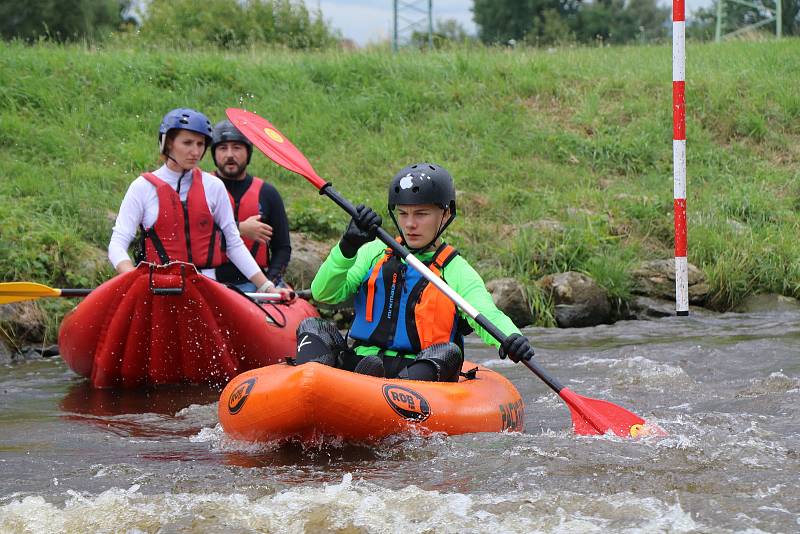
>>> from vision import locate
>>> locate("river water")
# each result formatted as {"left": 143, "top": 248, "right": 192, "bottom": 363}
{"left": 1, "top": 308, "right": 798, "bottom": 533}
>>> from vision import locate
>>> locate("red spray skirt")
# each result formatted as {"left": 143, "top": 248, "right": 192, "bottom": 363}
{"left": 58, "top": 262, "right": 319, "bottom": 388}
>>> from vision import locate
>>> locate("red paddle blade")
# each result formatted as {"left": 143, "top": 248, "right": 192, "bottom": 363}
{"left": 225, "top": 108, "right": 327, "bottom": 190}
{"left": 559, "top": 388, "right": 667, "bottom": 438}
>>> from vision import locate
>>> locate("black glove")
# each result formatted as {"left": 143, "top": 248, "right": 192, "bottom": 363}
{"left": 339, "top": 204, "right": 382, "bottom": 258}
{"left": 499, "top": 334, "right": 535, "bottom": 363}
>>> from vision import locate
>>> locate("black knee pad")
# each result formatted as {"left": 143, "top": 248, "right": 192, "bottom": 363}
{"left": 398, "top": 360, "right": 437, "bottom": 381}
{"left": 294, "top": 318, "right": 346, "bottom": 366}
{"left": 353, "top": 355, "right": 385, "bottom": 377}
{"left": 399, "top": 343, "right": 464, "bottom": 382}
{"left": 296, "top": 318, "right": 347, "bottom": 350}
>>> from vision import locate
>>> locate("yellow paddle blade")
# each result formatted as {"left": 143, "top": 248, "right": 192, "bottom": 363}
{"left": 0, "top": 282, "right": 61, "bottom": 304}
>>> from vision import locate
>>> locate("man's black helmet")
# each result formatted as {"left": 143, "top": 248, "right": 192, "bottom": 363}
{"left": 388, "top": 162, "right": 456, "bottom": 216}
{"left": 211, "top": 119, "right": 253, "bottom": 167}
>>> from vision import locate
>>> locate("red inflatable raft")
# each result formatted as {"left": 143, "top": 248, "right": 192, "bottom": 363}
{"left": 58, "top": 262, "right": 319, "bottom": 388}
{"left": 218, "top": 361, "right": 525, "bottom": 444}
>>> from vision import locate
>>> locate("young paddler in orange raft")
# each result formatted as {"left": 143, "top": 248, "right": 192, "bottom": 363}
{"left": 295, "top": 162, "right": 535, "bottom": 381}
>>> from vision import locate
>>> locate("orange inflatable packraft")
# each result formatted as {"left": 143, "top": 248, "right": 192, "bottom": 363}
{"left": 219, "top": 361, "right": 525, "bottom": 444}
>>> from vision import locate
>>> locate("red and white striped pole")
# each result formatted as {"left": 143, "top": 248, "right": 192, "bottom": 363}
{"left": 673, "top": 0, "right": 688, "bottom": 316}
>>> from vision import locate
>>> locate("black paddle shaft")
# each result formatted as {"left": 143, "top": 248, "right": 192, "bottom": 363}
{"left": 60, "top": 289, "right": 92, "bottom": 297}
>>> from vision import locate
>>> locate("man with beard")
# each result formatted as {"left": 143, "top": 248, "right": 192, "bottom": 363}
{"left": 210, "top": 119, "right": 292, "bottom": 292}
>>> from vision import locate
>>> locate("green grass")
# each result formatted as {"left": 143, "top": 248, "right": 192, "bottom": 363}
{"left": 1, "top": 39, "right": 798, "bottom": 340}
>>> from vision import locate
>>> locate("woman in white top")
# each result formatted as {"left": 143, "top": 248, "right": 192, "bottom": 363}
{"left": 108, "top": 107, "right": 292, "bottom": 299}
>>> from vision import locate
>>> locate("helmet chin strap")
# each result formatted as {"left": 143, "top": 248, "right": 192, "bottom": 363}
{"left": 162, "top": 150, "right": 192, "bottom": 195}
{"left": 166, "top": 153, "right": 193, "bottom": 173}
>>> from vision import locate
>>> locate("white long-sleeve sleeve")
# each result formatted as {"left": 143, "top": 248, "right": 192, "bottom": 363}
{"left": 108, "top": 165, "right": 261, "bottom": 280}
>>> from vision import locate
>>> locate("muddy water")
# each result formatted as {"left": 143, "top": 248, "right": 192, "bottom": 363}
{"left": 1, "top": 309, "right": 798, "bottom": 533}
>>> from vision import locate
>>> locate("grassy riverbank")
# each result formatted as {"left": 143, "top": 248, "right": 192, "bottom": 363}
{"left": 1, "top": 39, "right": 798, "bottom": 339}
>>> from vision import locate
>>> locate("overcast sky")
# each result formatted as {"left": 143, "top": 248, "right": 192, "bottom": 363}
{"left": 318, "top": 0, "right": 714, "bottom": 46}
{"left": 318, "top": 0, "right": 476, "bottom": 45}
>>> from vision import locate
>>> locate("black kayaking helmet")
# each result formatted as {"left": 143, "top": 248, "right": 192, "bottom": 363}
{"left": 210, "top": 119, "right": 253, "bottom": 167}
{"left": 387, "top": 162, "right": 456, "bottom": 251}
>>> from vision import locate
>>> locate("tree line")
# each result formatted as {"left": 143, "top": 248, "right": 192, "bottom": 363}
{"left": 471, "top": 0, "right": 798, "bottom": 46}
{"left": 1, "top": 0, "right": 797, "bottom": 48}
{"left": 0, "top": 0, "right": 339, "bottom": 49}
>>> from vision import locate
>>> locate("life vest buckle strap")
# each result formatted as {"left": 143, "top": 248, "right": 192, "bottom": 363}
{"left": 144, "top": 226, "right": 172, "bottom": 265}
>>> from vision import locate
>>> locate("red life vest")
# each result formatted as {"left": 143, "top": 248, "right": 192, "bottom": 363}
{"left": 222, "top": 177, "right": 269, "bottom": 268}
{"left": 139, "top": 169, "right": 224, "bottom": 269}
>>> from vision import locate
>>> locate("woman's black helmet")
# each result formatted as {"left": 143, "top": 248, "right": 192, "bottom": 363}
{"left": 388, "top": 162, "right": 456, "bottom": 215}
{"left": 387, "top": 162, "right": 456, "bottom": 251}
{"left": 211, "top": 119, "right": 253, "bottom": 167}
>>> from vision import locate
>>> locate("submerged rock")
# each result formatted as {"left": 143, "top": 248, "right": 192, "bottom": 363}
{"left": 537, "top": 271, "right": 611, "bottom": 327}
{"left": 631, "top": 259, "right": 709, "bottom": 304}
{"left": 734, "top": 293, "right": 800, "bottom": 313}
{"left": 628, "top": 296, "right": 680, "bottom": 319}
{"left": 486, "top": 278, "right": 532, "bottom": 327}
{"left": 0, "top": 301, "right": 47, "bottom": 346}
{"left": 0, "top": 340, "right": 12, "bottom": 364}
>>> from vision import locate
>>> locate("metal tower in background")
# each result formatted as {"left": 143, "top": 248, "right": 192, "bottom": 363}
{"left": 392, "top": 0, "right": 433, "bottom": 51}
{"left": 715, "top": 0, "right": 782, "bottom": 41}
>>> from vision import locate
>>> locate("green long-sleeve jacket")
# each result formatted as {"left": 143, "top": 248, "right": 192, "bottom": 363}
{"left": 310, "top": 239, "right": 521, "bottom": 358}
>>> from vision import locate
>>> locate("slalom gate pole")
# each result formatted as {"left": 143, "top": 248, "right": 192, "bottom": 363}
{"left": 673, "top": 0, "right": 689, "bottom": 316}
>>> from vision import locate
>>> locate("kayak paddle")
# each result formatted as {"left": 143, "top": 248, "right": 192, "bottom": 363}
{"left": 0, "top": 281, "right": 309, "bottom": 305}
{"left": 0, "top": 282, "right": 90, "bottom": 304}
{"left": 226, "top": 107, "right": 666, "bottom": 439}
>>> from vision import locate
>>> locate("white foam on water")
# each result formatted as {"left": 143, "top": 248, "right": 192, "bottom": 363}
{"left": 667, "top": 402, "right": 691, "bottom": 410}
{"left": 652, "top": 432, "right": 694, "bottom": 451}
{"left": 753, "top": 484, "right": 786, "bottom": 499}
{"left": 740, "top": 456, "right": 766, "bottom": 467}
{"left": 92, "top": 465, "right": 111, "bottom": 478}
{"left": 175, "top": 401, "right": 218, "bottom": 420}
{"left": 0, "top": 495, "right": 66, "bottom": 533}
{"left": 573, "top": 354, "right": 689, "bottom": 384}
{"left": 599, "top": 495, "right": 699, "bottom": 533}
{"left": 527, "top": 392, "right": 565, "bottom": 411}
{"left": 190, "top": 426, "right": 220, "bottom": 444}
{"left": 0, "top": 475, "right": 708, "bottom": 533}
{"left": 191, "top": 422, "right": 271, "bottom": 452}
{"left": 189, "top": 423, "right": 223, "bottom": 444}
{"left": 758, "top": 504, "right": 792, "bottom": 515}
{"left": 735, "top": 371, "right": 800, "bottom": 398}
{"left": 478, "top": 359, "right": 515, "bottom": 369}
{"left": 190, "top": 422, "right": 295, "bottom": 455}
{"left": 736, "top": 421, "right": 790, "bottom": 455}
